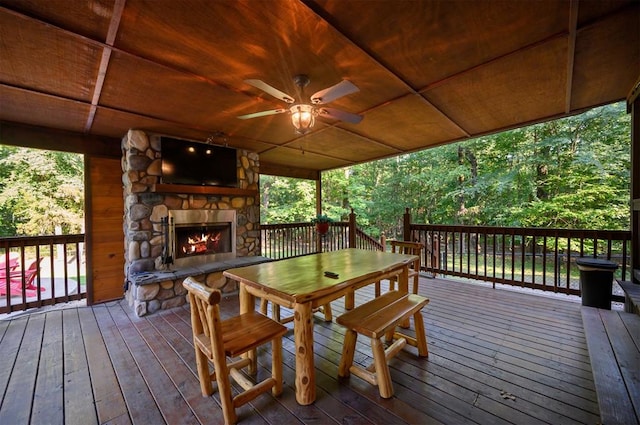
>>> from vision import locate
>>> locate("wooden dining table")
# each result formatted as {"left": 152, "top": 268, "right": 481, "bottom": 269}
{"left": 223, "top": 248, "right": 418, "bottom": 405}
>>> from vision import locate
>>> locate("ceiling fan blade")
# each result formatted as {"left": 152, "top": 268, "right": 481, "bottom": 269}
{"left": 237, "top": 108, "right": 288, "bottom": 120}
{"left": 318, "top": 107, "right": 363, "bottom": 124}
{"left": 244, "top": 79, "right": 295, "bottom": 104}
{"left": 310, "top": 80, "right": 359, "bottom": 104}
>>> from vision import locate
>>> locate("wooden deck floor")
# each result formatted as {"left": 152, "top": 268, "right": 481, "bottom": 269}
{"left": 0, "top": 277, "right": 601, "bottom": 424}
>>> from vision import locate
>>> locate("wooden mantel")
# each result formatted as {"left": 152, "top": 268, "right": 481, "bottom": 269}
{"left": 151, "top": 184, "right": 257, "bottom": 196}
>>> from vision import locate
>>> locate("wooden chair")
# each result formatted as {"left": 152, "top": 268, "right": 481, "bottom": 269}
{"left": 375, "top": 241, "right": 423, "bottom": 296}
{"left": 337, "top": 291, "right": 429, "bottom": 398}
{"left": 0, "top": 257, "right": 42, "bottom": 297}
{"left": 182, "top": 277, "right": 287, "bottom": 425}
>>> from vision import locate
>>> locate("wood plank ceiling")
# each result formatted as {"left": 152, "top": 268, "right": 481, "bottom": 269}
{"left": 0, "top": 0, "right": 638, "bottom": 179}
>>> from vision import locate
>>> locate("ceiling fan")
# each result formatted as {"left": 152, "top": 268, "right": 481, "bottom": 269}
{"left": 237, "top": 74, "right": 363, "bottom": 134}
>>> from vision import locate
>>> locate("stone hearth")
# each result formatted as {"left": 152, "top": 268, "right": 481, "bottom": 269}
{"left": 121, "top": 129, "right": 261, "bottom": 316}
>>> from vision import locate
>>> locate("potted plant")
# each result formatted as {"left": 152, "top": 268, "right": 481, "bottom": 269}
{"left": 311, "top": 214, "right": 334, "bottom": 235}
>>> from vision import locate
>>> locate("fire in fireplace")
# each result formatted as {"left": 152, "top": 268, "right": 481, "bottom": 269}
{"left": 168, "top": 209, "right": 237, "bottom": 267}
{"left": 175, "top": 223, "right": 231, "bottom": 258}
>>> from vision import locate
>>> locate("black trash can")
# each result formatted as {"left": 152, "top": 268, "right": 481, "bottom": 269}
{"left": 575, "top": 257, "right": 618, "bottom": 309}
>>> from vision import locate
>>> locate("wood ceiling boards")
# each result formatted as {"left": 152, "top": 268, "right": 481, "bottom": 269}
{"left": 0, "top": 0, "right": 638, "bottom": 178}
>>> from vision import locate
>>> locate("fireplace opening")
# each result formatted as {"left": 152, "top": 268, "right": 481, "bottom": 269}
{"left": 168, "top": 209, "right": 237, "bottom": 268}
{"left": 175, "top": 223, "right": 232, "bottom": 259}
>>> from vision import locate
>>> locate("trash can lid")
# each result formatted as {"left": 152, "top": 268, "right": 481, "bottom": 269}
{"left": 575, "top": 257, "right": 618, "bottom": 270}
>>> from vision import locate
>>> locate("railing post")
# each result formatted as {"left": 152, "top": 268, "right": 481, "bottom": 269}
{"left": 403, "top": 208, "right": 412, "bottom": 241}
{"left": 380, "top": 234, "right": 386, "bottom": 252}
{"left": 348, "top": 208, "right": 357, "bottom": 248}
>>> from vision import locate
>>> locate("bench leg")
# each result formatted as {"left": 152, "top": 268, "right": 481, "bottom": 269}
{"left": 413, "top": 311, "right": 429, "bottom": 357}
{"left": 338, "top": 329, "right": 358, "bottom": 377}
{"left": 372, "top": 338, "right": 394, "bottom": 398}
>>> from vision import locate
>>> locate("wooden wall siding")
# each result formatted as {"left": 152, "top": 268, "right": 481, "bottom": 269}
{"left": 86, "top": 155, "right": 124, "bottom": 304}
{"left": 0, "top": 277, "right": 601, "bottom": 424}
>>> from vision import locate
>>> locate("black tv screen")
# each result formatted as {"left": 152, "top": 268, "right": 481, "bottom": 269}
{"left": 160, "top": 137, "right": 238, "bottom": 187}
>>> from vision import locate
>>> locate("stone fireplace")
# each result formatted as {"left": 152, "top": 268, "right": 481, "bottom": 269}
{"left": 121, "top": 129, "right": 268, "bottom": 316}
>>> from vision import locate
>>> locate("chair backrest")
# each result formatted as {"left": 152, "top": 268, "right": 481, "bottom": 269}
{"left": 183, "top": 276, "right": 222, "bottom": 349}
{"left": 23, "top": 257, "right": 43, "bottom": 286}
{"left": 390, "top": 240, "right": 423, "bottom": 258}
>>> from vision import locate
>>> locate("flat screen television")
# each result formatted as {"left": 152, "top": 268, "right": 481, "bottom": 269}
{"left": 160, "top": 137, "right": 238, "bottom": 187}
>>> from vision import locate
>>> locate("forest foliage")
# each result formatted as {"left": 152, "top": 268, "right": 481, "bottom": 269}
{"left": 0, "top": 147, "right": 84, "bottom": 236}
{"left": 261, "top": 102, "right": 630, "bottom": 239}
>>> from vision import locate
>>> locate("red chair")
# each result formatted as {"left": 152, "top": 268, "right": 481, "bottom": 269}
{"left": 0, "top": 258, "right": 43, "bottom": 297}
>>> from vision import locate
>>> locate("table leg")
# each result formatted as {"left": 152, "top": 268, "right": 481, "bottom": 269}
{"left": 293, "top": 302, "right": 315, "bottom": 405}
{"left": 239, "top": 283, "right": 257, "bottom": 374}
{"left": 345, "top": 290, "right": 354, "bottom": 310}
{"left": 398, "top": 265, "right": 411, "bottom": 328}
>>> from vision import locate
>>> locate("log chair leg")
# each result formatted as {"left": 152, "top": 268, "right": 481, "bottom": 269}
{"left": 271, "top": 336, "right": 283, "bottom": 396}
{"left": 195, "top": 346, "right": 214, "bottom": 396}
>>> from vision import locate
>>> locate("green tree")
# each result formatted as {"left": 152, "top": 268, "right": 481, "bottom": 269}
{"left": 0, "top": 146, "right": 84, "bottom": 236}
{"left": 260, "top": 175, "right": 316, "bottom": 223}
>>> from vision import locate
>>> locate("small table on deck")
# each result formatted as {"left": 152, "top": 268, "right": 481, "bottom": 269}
{"left": 223, "top": 248, "right": 418, "bottom": 405}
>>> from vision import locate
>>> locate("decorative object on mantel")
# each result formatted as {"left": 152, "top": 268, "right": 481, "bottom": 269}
{"left": 311, "top": 214, "right": 334, "bottom": 235}
{"left": 237, "top": 74, "right": 363, "bottom": 134}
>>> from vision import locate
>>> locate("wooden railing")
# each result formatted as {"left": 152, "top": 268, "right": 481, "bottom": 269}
{"left": 260, "top": 211, "right": 383, "bottom": 260}
{"left": 262, "top": 209, "right": 632, "bottom": 303}
{"left": 407, "top": 223, "right": 632, "bottom": 302}
{"left": 1, "top": 234, "right": 86, "bottom": 314}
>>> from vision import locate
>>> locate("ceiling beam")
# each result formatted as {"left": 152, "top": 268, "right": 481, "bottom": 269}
{"left": 0, "top": 120, "right": 121, "bottom": 157}
{"left": 564, "top": 0, "right": 579, "bottom": 114}
{"left": 84, "top": 0, "right": 126, "bottom": 133}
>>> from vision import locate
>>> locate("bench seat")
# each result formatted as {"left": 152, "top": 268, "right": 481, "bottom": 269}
{"left": 336, "top": 291, "right": 429, "bottom": 398}
{"left": 581, "top": 306, "right": 640, "bottom": 425}
{"left": 617, "top": 280, "right": 640, "bottom": 315}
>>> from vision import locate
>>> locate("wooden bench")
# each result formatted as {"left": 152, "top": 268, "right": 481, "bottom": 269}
{"left": 581, "top": 306, "right": 640, "bottom": 425}
{"left": 336, "top": 291, "right": 429, "bottom": 398}
{"left": 617, "top": 279, "right": 640, "bottom": 315}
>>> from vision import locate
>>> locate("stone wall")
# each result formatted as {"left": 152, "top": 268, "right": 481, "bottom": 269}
{"left": 121, "top": 129, "right": 261, "bottom": 316}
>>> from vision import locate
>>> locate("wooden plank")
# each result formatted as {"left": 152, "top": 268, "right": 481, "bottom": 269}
{"left": 0, "top": 314, "right": 44, "bottom": 424}
{"left": 0, "top": 317, "right": 28, "bottom": 405}
{"left": 106, "top": 302, "right": 200, "bottom": 425}
{"left": 152, "top": 183, "right": 257, "bottom": 196}
{"left": 31, "top": 310, "right": 64, "bottom": 424}
{"left": 62, "top": 308, "right": 98, "bottom": 425}
{"left": 78, "top": 307, "right": 130, "bottom": 424}
{"left": 2, "top": 276, "right": 630, "bottom": 425}
{"left": 93, "top": 303, "right": 165, "bottom": 425}
{"left": 129, "top": 309, "right": 227, "bottom": 425}
{"left": 581, "top": 306, "right": 636, "bottom": 425}
{"left": 601, "top": 310, "right": 640, "bottom": 422}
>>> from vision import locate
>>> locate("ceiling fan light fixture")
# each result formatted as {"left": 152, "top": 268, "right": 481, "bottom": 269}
{"left": 290, "top": 104, "right": 315, "bottom": 134}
